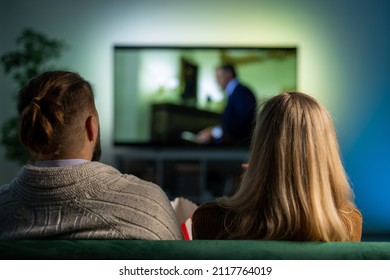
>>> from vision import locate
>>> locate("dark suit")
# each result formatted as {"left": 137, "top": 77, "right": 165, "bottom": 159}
{"left": 220, "top": 83, "right": 257, "bottom": 145}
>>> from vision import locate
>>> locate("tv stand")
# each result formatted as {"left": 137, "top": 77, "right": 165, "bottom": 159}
{"left": 114, "top": 147, "right": 249, "bottom": 204}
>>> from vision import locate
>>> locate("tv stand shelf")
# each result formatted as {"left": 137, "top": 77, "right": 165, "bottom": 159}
{"left": 114, "top": 147, "right": 249, "bottom": 204}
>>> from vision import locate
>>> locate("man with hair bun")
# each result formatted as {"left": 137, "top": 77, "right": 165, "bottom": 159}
{"left": 0, "top": 71, "right": 182, "bottom": 240}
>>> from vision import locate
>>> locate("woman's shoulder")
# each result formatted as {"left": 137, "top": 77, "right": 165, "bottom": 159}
{"left": 196, "top": 200, "right": 222, "bottom": 210}
{"left": 342, "top": 207, "right": 362, "bottom": 221}
{"left": 192, "top": 200, "right": 231, "bottom": 240}
{"left": 341, "top": 206, "right": 363, "bottom": 242}
{"left": 193, "top": 201, "right": 227, "bottom": 221}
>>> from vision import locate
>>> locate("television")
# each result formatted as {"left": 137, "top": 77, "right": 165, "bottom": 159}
{"left": 114, "top": 45, "right": 298, "bottom": 147}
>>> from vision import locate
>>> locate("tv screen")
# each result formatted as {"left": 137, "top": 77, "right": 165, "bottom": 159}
{"left": 114, "top": 46, "right": 298, "bottom": 147}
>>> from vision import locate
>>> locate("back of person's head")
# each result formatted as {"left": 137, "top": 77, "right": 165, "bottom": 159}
{"left": 219, "top": 92, "right": 355, "bottom": 241}
{"left": 215, "top": 64, "right": 237, "bottom": 90}
{"left": 18, "top": 70, "right": 97, "bottom": 159}
{"left": 219, "top": 63, "right": 237, "bottom": 78}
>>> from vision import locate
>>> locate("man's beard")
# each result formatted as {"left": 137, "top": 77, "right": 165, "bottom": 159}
{"left": 91, "top": 131, "right": 102, "bottom": 162}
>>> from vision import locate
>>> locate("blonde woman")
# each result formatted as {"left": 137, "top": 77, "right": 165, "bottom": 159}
{"left": 192, "top": 92, "right": 362, "bottom": 241}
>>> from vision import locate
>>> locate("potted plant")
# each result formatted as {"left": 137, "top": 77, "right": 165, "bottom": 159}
{"left": 1, "top": 28, "right": 66, "bottom": 164}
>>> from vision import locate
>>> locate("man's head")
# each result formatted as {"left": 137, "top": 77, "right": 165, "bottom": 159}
{"left": 215, "top": 64, "right": 237, "bottom": 90}
{"left": 18, "top": 71, "right": 101, "bottom": 161}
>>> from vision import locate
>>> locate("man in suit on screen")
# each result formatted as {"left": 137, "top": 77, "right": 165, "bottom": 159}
{"left": 197, "top": 64, "right": 257, "bottom": 146}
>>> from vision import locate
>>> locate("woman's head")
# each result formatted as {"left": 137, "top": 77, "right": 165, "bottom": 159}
{"left": 220, "top": 92, "right": 354, "bottom": 241}
{"left": 18, "top": 71, "right": 99, "bottom": 159}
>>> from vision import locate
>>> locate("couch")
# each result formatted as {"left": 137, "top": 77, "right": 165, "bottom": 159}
{"left": 1, "top": 240, "right": 390, "bottom": 260}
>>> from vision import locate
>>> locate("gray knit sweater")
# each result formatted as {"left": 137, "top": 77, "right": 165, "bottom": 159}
{"left": 0, "top": 162, "right": 182, "bottom": 240}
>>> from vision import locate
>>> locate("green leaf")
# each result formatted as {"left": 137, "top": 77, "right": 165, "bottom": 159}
{"left": 0, "top": 28, "right": 67, "bottom": 164}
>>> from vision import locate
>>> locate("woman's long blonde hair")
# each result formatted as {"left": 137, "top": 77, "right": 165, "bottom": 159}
{"left": 218, "top": 92, "right": 355, "bottom": 241}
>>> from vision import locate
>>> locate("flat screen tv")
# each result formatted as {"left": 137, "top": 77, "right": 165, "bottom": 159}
{"left": 114, "top": 45, "right": 298, "bottom": 147}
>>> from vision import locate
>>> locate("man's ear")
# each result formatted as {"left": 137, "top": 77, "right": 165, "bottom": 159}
{"left": 85, "top": 115, "right": 98, "bottom": 142}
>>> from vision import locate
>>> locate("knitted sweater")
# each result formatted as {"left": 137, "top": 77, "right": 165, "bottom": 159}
{"left": 192, "top": 201, "right": 362, "bottom": 241}
{"left": 0, "top": 162, "right": 182, "bottom": 240}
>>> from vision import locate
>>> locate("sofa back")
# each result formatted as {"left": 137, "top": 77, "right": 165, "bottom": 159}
{"left": 1, "top": 240, "right": 390, "bottom": 259}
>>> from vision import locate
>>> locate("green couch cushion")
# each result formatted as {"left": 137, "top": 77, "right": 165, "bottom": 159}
{"left": 1, "top": 240, "right": 390, "bottom": 260}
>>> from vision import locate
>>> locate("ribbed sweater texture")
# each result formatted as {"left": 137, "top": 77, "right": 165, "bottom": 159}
{"left": 0, "top": 162, "right": 182, "bottom": 240}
